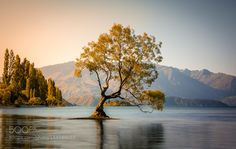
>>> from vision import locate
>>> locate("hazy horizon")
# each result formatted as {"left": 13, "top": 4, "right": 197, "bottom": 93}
{"left": 1, "top": 0, "right": 236, "bottom": 76}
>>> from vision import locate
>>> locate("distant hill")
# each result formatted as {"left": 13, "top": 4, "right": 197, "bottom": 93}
{"left": 62, "top": 99, "right": 75, "bottom": 106}
{"left": 165, "top": 97, "right": 228, "bottom": 107}
{"left": 221, "top": 96, "right": 236, "bottom": 106}
{"left": 152, "top": 66, "right": 236, "bottom": 99}
{"left": 40, "top": 61, "right": 236, "bottom": 106}
{"left": 41, "top": 62, "right": 99, "bottom": 106}
{"left": 183, "top": 69, "right": 236, "bottom": 94}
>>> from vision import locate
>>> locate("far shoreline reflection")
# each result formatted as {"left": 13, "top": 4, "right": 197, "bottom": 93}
{"left": 0, "top": 113, "right": 165, "bottom": 148}
{"left": 0, "top": 114, "right": 62, "bottom": 148}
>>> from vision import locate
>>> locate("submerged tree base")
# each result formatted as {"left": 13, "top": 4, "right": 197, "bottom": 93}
{"left": 68, "top": 117, "right": 117, "bottom": 120}
{"left": 69, "top": 110, "right": 114, "bottom": 120}
{"left": 90, "top": 110, "right": 110, "bottom": 119}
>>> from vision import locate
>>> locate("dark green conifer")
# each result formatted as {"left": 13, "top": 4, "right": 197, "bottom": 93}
{"left": 2, "top": 49, "right": 9, "bottom": 85}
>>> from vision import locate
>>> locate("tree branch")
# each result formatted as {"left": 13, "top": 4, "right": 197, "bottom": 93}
{"left": 136, "top": 104, "right": 154, "bottom": 113}
{"left": 125, "top": 88, "right": 139, "bottom": 100}
{"left": 122, "top": 95, "right": 154, "bottom": 113}
{"left": 94, "top": 70, "right": 102, "bottom": 92}
{"left": 105, "top": 68, "right": 112, "bottom": 88}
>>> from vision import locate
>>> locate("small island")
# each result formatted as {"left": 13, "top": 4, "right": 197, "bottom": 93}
{"left": 0, "top": 49, "right": 63, "bottom": 107}
{"left": 104, "top": 100, "right": 132, "bottom": 106}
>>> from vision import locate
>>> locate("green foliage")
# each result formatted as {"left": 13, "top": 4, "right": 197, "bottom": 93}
{"left": 0, "top": 84, "right": 11, "bottom": 105}
{"left": 11, "top": 55, "right": 25, "bottom": 91}
{"left": 14, "top": 95, "right": 27, "bottom": 105}
{"left": 8, "top": 50, "right": 15, "bottom": 84}
{"left": 28, "top": 97, "right": 44, "bottom": 105}
{"left": 55, "top": 87, "right": 62, "bottom": 100}
{"left": 75, "top": 24, "right": 164, "bottom": 112}
{"left": 36, "top": 69, "right": 48, "bottom": 100}
{"left": 32, "top": 89, "right": 36, "bottom": 98}
{"left": 1, "top": 49, "right": 62, "bottom": 107}
{"left": 46, "top": 79, "right": 62, "bottom": 106}
{"left": 47, "top": 78, "right": 55, "bottom": 97}
{"left": 0, "top": 84, "right": 21, "bottom": 105}
{"left": 29, "top": 63, "right": 36, "bottom": 89}
{"left": 25, "top": 78, "right": 30, "bottom": 98}
{"left": 2, "top": 49, "right": 9, "bottom": 85}
{"left": 46, "top": 96, "right": 62, "bottom": 106}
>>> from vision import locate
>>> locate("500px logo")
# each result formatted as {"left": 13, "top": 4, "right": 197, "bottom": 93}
{"left": 8, "top": 125, "right": 37, "bottom": 134}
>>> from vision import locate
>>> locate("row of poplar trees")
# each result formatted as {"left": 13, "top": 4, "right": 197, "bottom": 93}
{"left": 0, "top": 49, "right": 63, "bottom": 106}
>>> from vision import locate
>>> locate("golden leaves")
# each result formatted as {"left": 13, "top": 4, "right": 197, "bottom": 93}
{"left": 74, "top": 69, "right": 82, "bottom": 77}
{"left": 141, "top": 90, "right": 165, "bottom": 111}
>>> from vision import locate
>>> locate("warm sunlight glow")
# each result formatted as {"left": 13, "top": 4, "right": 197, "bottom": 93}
{"left": 0, "top": 0, "right": 236, "bottom": 76}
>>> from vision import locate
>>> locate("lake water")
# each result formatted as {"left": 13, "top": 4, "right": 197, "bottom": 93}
{"left": 0, "top": 106, "right": 236, "bottom": 149}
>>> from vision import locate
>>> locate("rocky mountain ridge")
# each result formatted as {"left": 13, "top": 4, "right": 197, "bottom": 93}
{"left": 40, "top": 61, "right": 236, "bottom": 106}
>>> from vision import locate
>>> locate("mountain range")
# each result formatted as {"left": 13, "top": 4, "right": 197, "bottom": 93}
{"left": 40, "top": 61, "right": 236, "bottom": 106}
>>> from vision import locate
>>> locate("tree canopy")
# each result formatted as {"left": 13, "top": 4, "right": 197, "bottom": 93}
{"left": 75, "top": 24, "right": 165, "bottom": 118}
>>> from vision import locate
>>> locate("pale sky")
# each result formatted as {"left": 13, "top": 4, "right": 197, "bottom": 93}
{"left": 0, "top": 0, "right": 236, "bottom": 75}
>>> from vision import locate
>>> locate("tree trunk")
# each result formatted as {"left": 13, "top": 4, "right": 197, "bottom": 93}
{"left": 90, "top": 96, "right": 109, "bottom": 118}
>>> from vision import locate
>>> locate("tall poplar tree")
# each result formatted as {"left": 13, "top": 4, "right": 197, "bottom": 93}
{"left": 36, "top": 69, "right": 47, "bottom": 100}
{"left": 56, "top": 87, "right": 62, "bottom": 100}
{"left": 24, "top": 59, "right": 30, "bottom": 79}
{"left": 2, "top": 49, "right": 9, "bottom": 85}
{"left": 11, "top": 55, "right": 23, "bottom": 89}
{"left": 26, "top": 78, "right": 30, "bottom": 99}
{"left": 29, "top": 63, "right": 36, "bottom": 90}
{"left": 8, "top": 50, "right": 15, "bottom": 84}
{"left": 47, "top": 78, "right": 55, "bottom": 98}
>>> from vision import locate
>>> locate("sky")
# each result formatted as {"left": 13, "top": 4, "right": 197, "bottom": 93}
{"left": 0, "top": 0, "right": 236, "bottom": 75}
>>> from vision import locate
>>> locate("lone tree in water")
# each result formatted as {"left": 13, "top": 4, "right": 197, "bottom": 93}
{"left": 75, "top": 24, "right": 164, "bottom": 118}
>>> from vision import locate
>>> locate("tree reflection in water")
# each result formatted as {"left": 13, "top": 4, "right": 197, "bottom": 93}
{"left": 95, "top": 120, "right": 104, "bottom": 149}
{"left": 118, "top": 123, "right": 164, "bottom": 148}
{"left": 94, "top": 120, "right": 164, "bottom": 149}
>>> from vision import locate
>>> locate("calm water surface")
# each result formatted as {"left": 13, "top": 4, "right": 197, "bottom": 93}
{"left": 0, "top": 107, "right": 236, "bottom": 149}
